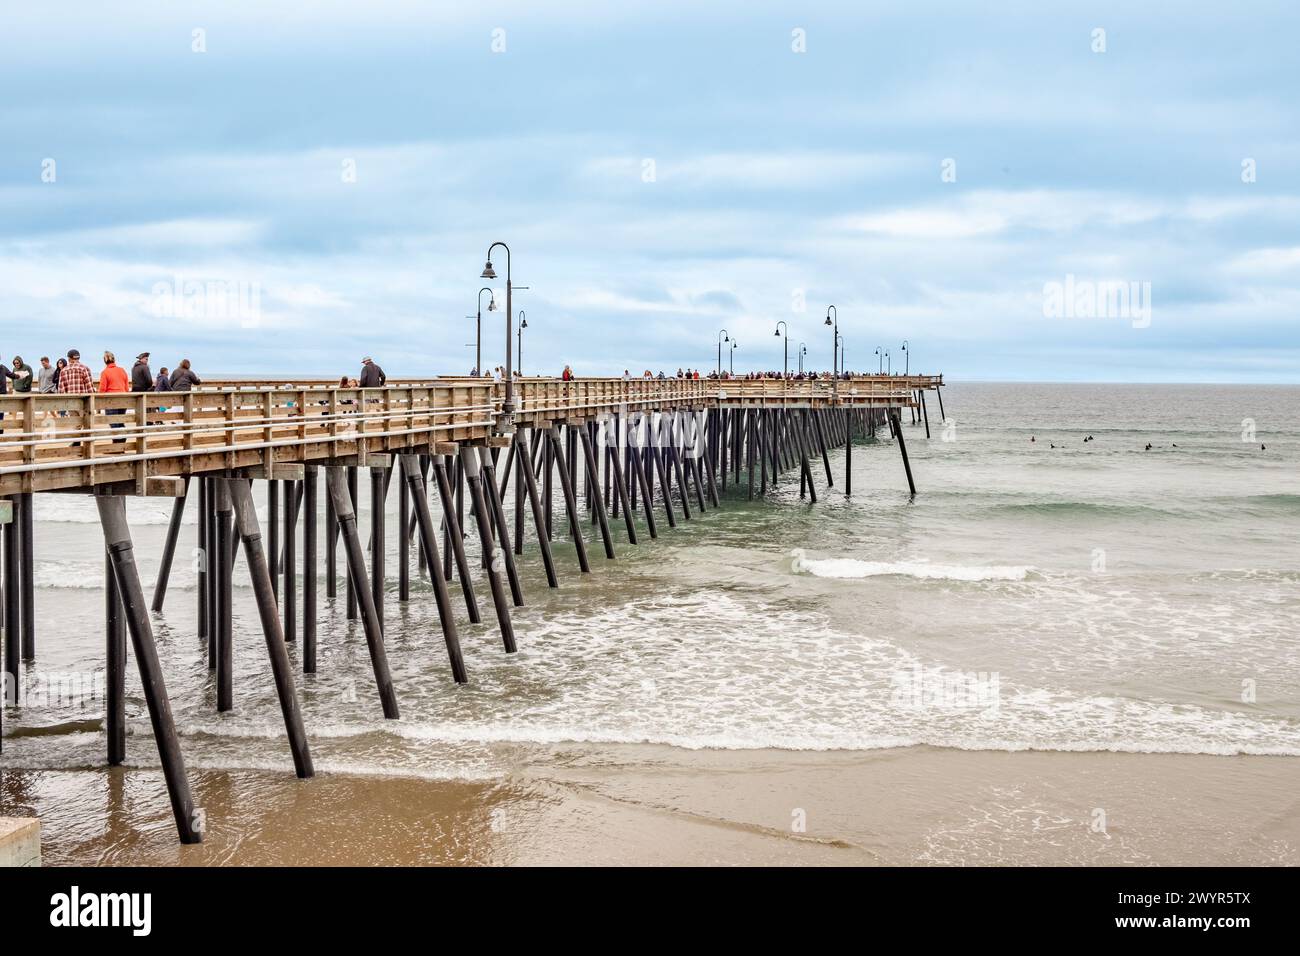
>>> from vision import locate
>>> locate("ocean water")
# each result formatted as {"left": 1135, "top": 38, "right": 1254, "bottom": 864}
{"left": 2, "top": 383, "right": 1298, "bottom": 858}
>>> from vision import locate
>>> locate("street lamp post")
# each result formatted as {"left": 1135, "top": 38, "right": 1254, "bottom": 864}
{"left": 885, "top": 349, "right": 891, "bottom": 376}
{"left": 716, "top": 329, "right": 730, "bottom": 378}
{"left": 824, "top": 305, "right": 838, "bottom": 397}
{"left": 837, "top": 333, "right": 845, "bottom": 378}
{"left": 480, "top": 243, "right": 516, "bottom": 431}
{"left": 798, "top": 342, "right": 807, "bottom": 375}
{"left": 774, "top": 320, "right": 789, "bottom": 379}
{"left": 730, "top": 340, "right": 738, "bottom": 377}
{"left": 476, "top": 286, "right": 495, "bottom": 376}
{"left": 901, "top": 339, "right": 909, "bottom": 376}
{"left": 518, "top": 311, "right": 527, "bottom": 376}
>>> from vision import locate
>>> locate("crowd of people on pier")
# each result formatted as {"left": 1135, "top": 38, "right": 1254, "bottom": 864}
{"left": 0, "top": 352, "right": 395, "bottom": 398}
{"left": 0, "top": 350, "right": 202, "bottom": 398}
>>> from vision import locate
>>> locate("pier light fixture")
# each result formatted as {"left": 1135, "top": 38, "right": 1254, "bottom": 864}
{"left": 479, "top": 242, "right": 515, "bottom": 430}
{"left": 731, "top": 339, "right": 738, "bottom": 376}
{"left": 716, "top": 329, "right": 730, "bottom": 378}
{"left": 825, "top": 305, "right": 838, "bottom": 397}
{"left": 901, "top": 339, "right": 909, "bottom": 376}
{"left": 837, "top": 333, "right": 845, "bottom": 378}
{"left": 774, "top": 320, "right": 789, "bottom": 379}
{"left": 874, "top": 346, "right": 883, "bottom": 375}
{"left": 798, "top": 341, "right": 807, "bottom": 375}
{"left": 475, "top": 286, "right": 495, "bottom": 377}
{"left": 885, "top": 349, "right": 891, "bottom": 376}
{"left": 517, "top": 311, "right": 527, "bottom": 375}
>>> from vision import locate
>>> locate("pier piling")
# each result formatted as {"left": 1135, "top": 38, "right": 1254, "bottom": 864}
{"left": 105, "top": 548, "right": 126, "bottom": 766}
{"left": 401, "top": 454, "right": 467, "bottom": 683}
{"left": 326, "top": 467, "right": 400, "bottom": 719}
{"left": 227, "top": 479, "right": 315, "bottom": 777}
{"left": 303, "top": 466, "right": 318, "bottom": 673}
{"left": 96, "top": 493, "right": 203, "bottom": 844}
{"left": 460, "top": 445, "right": 517, "bottom": 652}
{"left": 151, "top": 478, "right": 188, "bottom": 612}
{"left": 433, "top": 455, "right": 481, "bottom": 621}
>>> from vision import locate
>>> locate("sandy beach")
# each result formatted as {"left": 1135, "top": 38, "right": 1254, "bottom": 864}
{"left": 7, "top": 744, "right": 1296, "bottom": 866}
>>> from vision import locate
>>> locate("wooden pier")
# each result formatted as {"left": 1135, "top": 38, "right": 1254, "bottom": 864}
{"left": 0, "top": 372, "right": 944, "bottom": 843}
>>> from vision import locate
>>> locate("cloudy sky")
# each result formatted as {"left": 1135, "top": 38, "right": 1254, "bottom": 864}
{"left": 2, "top": 1, "right": 1297, "bottom": 381}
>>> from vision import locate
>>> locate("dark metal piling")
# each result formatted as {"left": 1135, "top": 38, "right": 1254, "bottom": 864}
{"left": 303, "top": 466, "right": 317, "bottom": 673}
{"left": 96, "top": 494, "right": 203, "bottom": 843}
{"left": 105, "top": 548, "right": 126, "bottom": 765}
{"left": 433, "top": 455, "right": 481, "bottom": 621}
{"left": 548, "top": 425, "right": 592, "bottom": 571}
{"left": 326, "top": 467, "right": 399, "bottom": 718}
{"left": 227, "top": 479, "right": 315, "bottom": 776}
{"left": 514, "top": 430, "right": 559, "bottom": 586}
{"left": 400, "top": 454, "right": 467, "bottom": 683}
{"left": 479, "top": 446, "right": 524, "bottom": 606}
{"left": 459, "top": 445, "right": 517, "bottom": 652}
{"left": 215, "top": 480, "right": 234, "bottom": 712}
{"left": 151, "top": 478, "right": 189, "bottom": 612}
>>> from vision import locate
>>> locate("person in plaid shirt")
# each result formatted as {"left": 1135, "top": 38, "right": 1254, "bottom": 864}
{"left": 57, "top": 348, "right": 93, "bottom": 393}
{"left": 57, "top": 348, "right": 94, "bottom": 447}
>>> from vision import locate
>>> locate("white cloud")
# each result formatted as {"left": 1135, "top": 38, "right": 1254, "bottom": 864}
{"left": 582, "top": 151, "right": 916, "bottom": 190}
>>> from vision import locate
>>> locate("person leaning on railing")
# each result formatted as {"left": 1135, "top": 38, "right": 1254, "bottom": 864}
{"left": 168, "top": 358, "right": 201, "bottom": 391}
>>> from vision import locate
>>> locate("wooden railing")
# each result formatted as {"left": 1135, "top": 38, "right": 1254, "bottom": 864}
{"left": 0, "top": 375, "right": 941, "bottom": 494}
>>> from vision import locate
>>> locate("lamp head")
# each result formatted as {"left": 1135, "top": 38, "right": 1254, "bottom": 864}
{"left": 488, "top": 297, "right": 497, "bottom": 312}
{"left": 773, "top": 328, "right": 780, "bottom": 337}
{"left": 481, "top": 260, "right": 497, "bottom": 279}
{"left": 520, "top": 317, "right": 528, "bottom": 329}
{"left": 824, "top": 315, "right": 832, "bottom": 327}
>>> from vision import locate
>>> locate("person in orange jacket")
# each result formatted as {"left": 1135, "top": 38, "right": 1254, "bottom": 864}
{"left": 98, "top": 350, "right": 131, "bottom": 442}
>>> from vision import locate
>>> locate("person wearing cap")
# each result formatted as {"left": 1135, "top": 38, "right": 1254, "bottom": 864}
{"left": 358, "top": 356, "right": 386, "bottom": 388}
{"left": 56, "top": 349, "right": 94, "bottom": 446}
{"left": 57, "top": 348, "right": 94, "bottom": 393}
{"left": 131, "top": 351, "right": 153, "bottom": 391}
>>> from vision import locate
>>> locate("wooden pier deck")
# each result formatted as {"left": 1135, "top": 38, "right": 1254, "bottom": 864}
{"left": 0, "top": 375, "right": 941, "bottom": 496}
{"left": 0, "top": 371, "right": 945, "bottom": 845}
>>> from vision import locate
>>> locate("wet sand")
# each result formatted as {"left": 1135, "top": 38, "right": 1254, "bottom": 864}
{"left": 6, "top": 745, "right": 1298, "bottom": 866}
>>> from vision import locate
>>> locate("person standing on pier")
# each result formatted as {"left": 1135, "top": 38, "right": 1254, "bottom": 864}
{"left": 0, "top": 357, "right": 20, "bottom": 422}
{"left": 57, "top": 349, "right": 92, "bottom": 393}
{"left": 10, "top": 357, "right": 33, "bottom": 392}
{"left": 154, "top": 366, "right": 171, "bottom": 392}
{"left": 38, "top": 356, "right": 56, "bottom": 393}
{"left": 98, "top": 351, "right": 130, "bottom": 442}
{"left": 359, "top": 356, "right": 386, "bottom": 387}
{"left": 168, "top": 359, "right": 200, "bottom": 391}
{"left": 57, "top": 349, "right": 93, "bottom": 444}
{"left": 130, "top": 352, "right": 153, "bottom": 391}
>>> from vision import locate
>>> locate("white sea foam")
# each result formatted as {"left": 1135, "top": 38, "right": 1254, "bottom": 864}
{"left": 167, "top": 713, "right": 1300, "bottom": 758}
{"left": 34, "top": 495, "right": 192, "bottom": 525}
{"left": 794, "top": 554, "right": 1031, "bottom": 581}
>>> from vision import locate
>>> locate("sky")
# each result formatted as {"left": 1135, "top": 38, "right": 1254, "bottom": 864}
{"left": 2, "top": 1, "right": 1297, "bottom": 382}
